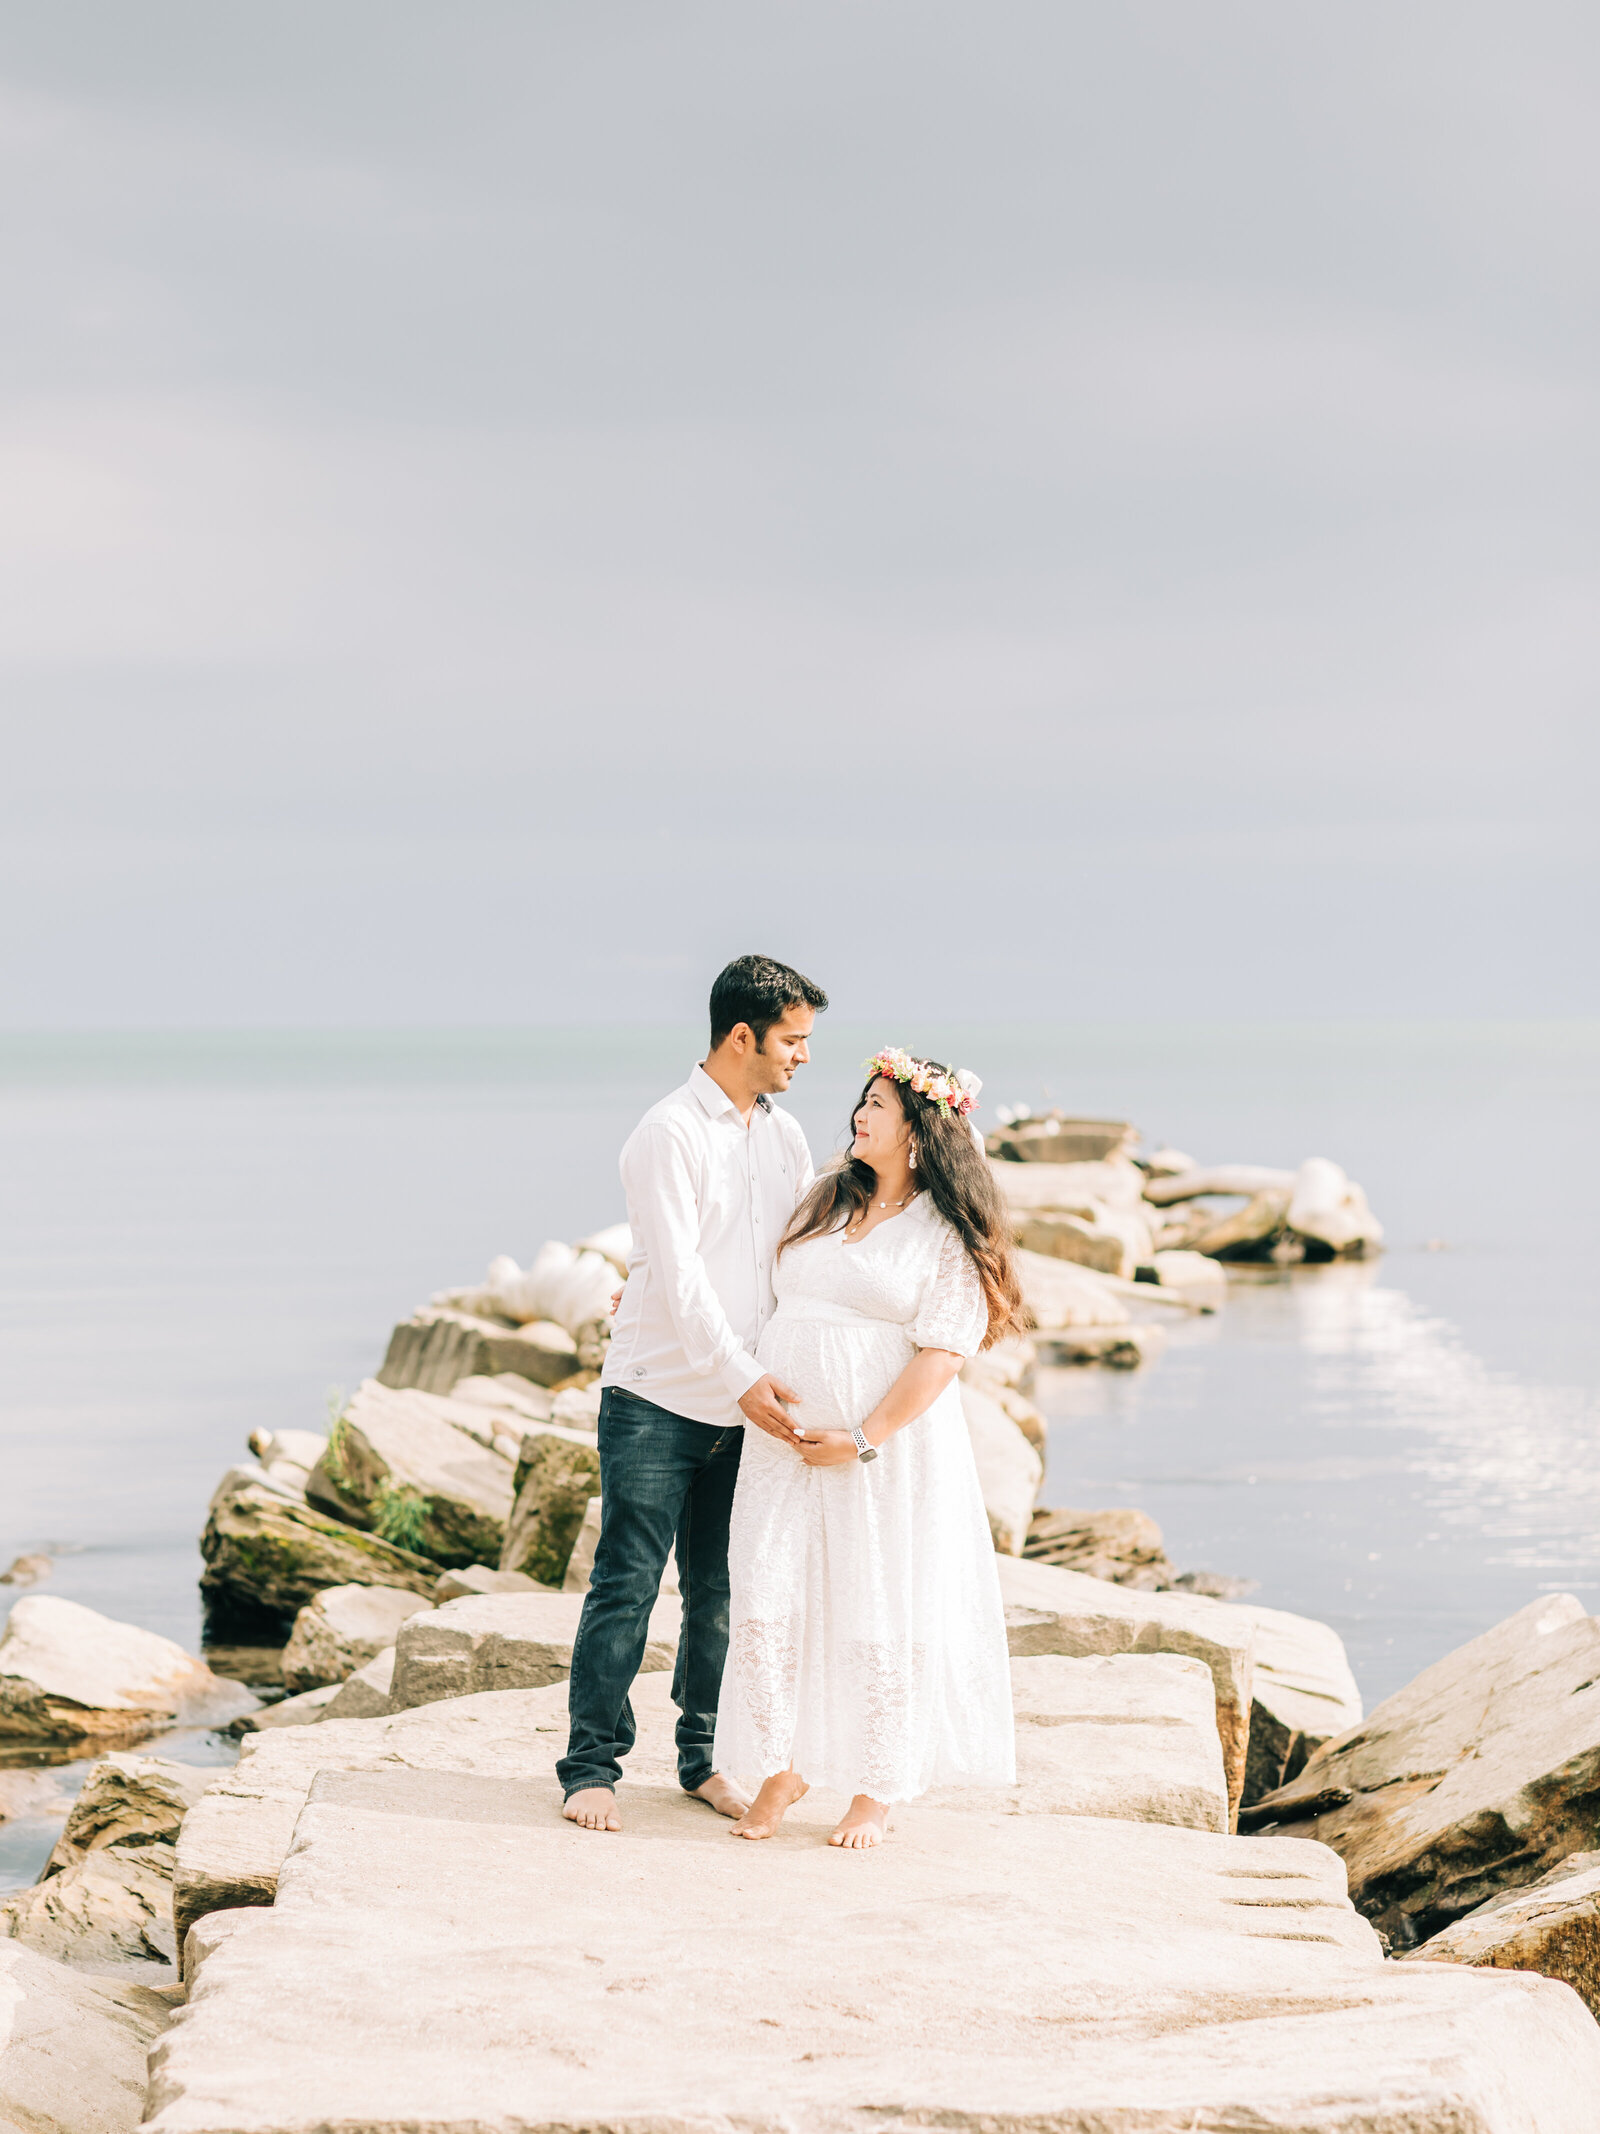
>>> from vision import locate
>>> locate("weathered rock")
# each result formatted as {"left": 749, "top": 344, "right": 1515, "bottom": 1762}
{"left": 1289, "top": 1155, "right": 1385, "bottom": 1255}
{"left": 1182, "top": 1185, "right": 1294, "bottom": 1259}
{"left": 280, "top": 1583, "right": 433, "bottom": 1694}
{"left": 562, "top": 1496, "right": 603, "bottom": 1591}
{"left": 550, "top": 1381, "right": 602, "bottom": 1432}
{"left": 500, "top": 1427, "right": 604, "bottom": 1584}
{"left": 246, "top": 1428, "right": 328, "bottom": 1474}
{"left": 434, "top": 1565, "right": 548, "bottom": 1601}
{"left": 1243, "top": 1593, "right": 1600, "bottom": 1946}
{"left": 959, "top": 1332, "right": 1037, "bottom": 1394}
{"left": 389, "top": 1589, "right": 679, "bottom": 1711}
{"left": 0, "top": 1550, "right": 52, "bottom": 1585}
{"left": 1142, "top": 1146, "right": 1197, "bottom": 1178}
{"left": 1013, "top": 1246, "right": 1130, "bottom": 1330}
{"left": 998, "top": 1554, "right": 1254, "bottom": 1824}
{"left": 1, "top": 1844, "right": 178, "bottom": 1968}
{"left": 1024, "top": 1506, "right": 1177, "bottom": 1588}
{"left": 447, "top": 1373, "right": 555, "bottom": 1425}
{"left": 959, "top": 1384, "right": 1042, "bottom": 1555}
{"left": 1403, "top": 1851, "right": 1600, "bottom": 2015}
{"left": 241, "top": 1684, "right": 342, "bottom": 1730}
{"left": 0, "top": 1597, "right": 253, "bottom": 1744}
{"left": 1235, "top": 1599, "right": 1363, "bottom": 1807}
{"left": 1032, "top": 1323, "right": 1167, "bottom": 1367}
{"left": 152, "top": 1761, "right": 1600, "bottom": 2134}
{"left": 1143, "top": 1164, "right": 1298, "bottom": 1206}
{"left": 305, "top": 1380, "right": 516, "bottom": 1568}
{"left": 926, "top": 1653, "right": 1227, "bottom": 1831}
{"left": 1151, "top": 1247, "right": 1228, "bottom": 1296}
{"left": 1013, "top": 1209, "right": 1128, "bottom": 1275}
{"left": 377, "top": 1305, "right": 578, "bottom": 1394}
{"left": 987, "top": 1113, "right": 1135, "bottom": 1162}
{"left": 482, "top": 1243, "right": 618, "bottom": 1335}
{"left": 574, "top": 1221, "right": 632, "bottom": 1271}
{"left": 42, "top": 1755, "right": 209, "bottom": 1877}
{"left": 0, "top": 1939, "right": 173, "bottom": 2131}
{"left": 993, "top": 1154, "right": 1151, "bottom": 1214}
{"left": 200, "top": 1466, "right": 440, "bottom": 1627}
{"left": 322, "top": 1648, "right": 395, "bottom": 1719}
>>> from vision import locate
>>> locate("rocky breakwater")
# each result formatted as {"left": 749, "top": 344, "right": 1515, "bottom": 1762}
{"left": 146, "top": 1648, "right": 1600, "bottom": 2133}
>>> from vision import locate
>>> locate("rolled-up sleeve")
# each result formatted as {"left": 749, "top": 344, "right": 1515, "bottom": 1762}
{"left": 623, "top": 1121, "right": 764, "bottom": 1400}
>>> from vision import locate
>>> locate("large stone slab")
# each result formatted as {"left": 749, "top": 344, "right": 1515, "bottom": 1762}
{"left": 43, "top": 1754, "right": 210, "bottom": 1876}
{"left": 376, "top": 1306, "right": 578, "bottom": 1394}
{"left": 305, "top": 1381, "right": 517, "bottom": 1568}
{"left": 0, "top": 1939, "right": 173, "bottom": 2132}
{"left": 998, "top": 1554, "right": 1255, "bottom": 1824}
{"left": 1, "top": 1843, "right": 178, "bottom": 1968}
{"left": 1243, "top": 1593, "right": 1600, "bottom": 1947}
{"left": 1012, "top": 1245, "right": 1130, "bottom": 1329}
{"left": 926, "top": 1653, "right": 1227, "bottom": 1831}
{"left": 200, "top": 1467, "right": 440, "bottom": 1626}
{"left": 280, "top": 1583, "right": 433, "bottom": 1693}
{"left": 498, "top": 1426, "right": 603, "bottom": 1584}
{"left": 0, "top": 1596, "right": 252, "bottom": 1744}
{"left": 388, "top": 1589, "right": 679, "bottom": 1710}
{"left": 1402, "top": 1851, "right": 1600, "bottom": 2016}
{"left": 958, "top": 1384, "right": 1041, "bottom": 1554}
{"left": 150, "top": 1766, "right": 1600, "bottom": 2133}
{"left": 1235, "top": 1598, "right": 1363, "bottom": 1806}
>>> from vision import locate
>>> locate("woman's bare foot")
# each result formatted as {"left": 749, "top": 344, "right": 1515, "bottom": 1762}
{"left": 730, "top": 1769, "right": 808, "bottom": 1839}
{"left": 686, "top": 1772, "right": 750, "bottom": 1820}
{"left": 562, "top": 1786, "right": 621, "bottom": 1832}
{"left": 829, "top": 1795, "right": 890, "bottom": 1849}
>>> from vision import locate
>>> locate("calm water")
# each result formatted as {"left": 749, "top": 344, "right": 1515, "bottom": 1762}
{"left": 2, "top": 1023, "right": 1597, "bottom": 1721}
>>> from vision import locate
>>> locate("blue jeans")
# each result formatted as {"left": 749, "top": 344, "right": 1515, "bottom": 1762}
{"left": 557, "top": 1386, "right": 744, "bottom": 1798}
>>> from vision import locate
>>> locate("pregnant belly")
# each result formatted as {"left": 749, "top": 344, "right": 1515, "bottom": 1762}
{"left": 756, "top": 1309, "right": 912, "bottom": 1432}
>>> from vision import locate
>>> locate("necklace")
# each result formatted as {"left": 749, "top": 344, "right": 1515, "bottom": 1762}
{"left": 847, "top": 1188, "right": 915, "bottom": 1237}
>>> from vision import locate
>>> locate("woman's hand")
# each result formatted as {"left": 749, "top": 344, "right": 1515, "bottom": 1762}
{"left": 795, "top": 1429, "right": 858, "bottom": 1468}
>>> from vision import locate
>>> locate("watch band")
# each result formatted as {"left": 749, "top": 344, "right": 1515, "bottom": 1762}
{"left": 851, "top": 1425, "right": 879, "bottom": 1463}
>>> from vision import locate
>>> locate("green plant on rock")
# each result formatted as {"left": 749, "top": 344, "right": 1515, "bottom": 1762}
{"left": 371, "top": 1480, "right": 430, "bottom": 1555}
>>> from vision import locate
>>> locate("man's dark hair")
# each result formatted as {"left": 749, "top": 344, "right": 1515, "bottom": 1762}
{"left": 709, "top": 954, "right": 828, "bottom": 1050}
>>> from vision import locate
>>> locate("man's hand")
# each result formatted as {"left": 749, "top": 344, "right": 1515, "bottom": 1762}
{"left": 738, "top": 1374, "right": 802, "bottom": 1445}
{"left": 795, "top": 1429, "right": 857, "bottom": 1468}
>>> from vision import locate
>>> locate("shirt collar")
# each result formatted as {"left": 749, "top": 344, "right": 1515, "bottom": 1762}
{"left": 690, "top": 1063, "right": 738, "bottom": 1120}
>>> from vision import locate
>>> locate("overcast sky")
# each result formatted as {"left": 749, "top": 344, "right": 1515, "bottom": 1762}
{"left": 0, "top": 2, "right": 1594, "bottom": 1028}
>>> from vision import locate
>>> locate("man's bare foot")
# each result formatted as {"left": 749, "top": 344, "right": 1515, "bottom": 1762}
{"left": 829, "top": 1795, "right": 890, "bottom": 1849}
{"left": 562, "top": 1786, "right": 621, "bottom": 1832}
{"left": 686, "top": 1772, "right": 751, "bottom": 1820}
{"left": 730, "top": 1769, "right": 808, "bottom": 1840}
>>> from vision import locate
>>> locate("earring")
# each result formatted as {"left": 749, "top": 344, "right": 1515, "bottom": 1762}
{"left": 909, "top": 1142, "right": 918, "bottom": 1170}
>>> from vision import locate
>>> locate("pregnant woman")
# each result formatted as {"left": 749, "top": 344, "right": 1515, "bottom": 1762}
{"left": 715, "top": 1048, "right": 1025, "bottom": 1849}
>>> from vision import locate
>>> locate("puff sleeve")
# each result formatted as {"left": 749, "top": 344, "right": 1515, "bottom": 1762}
{"left": 911, "top": 1219, "right": 988, "bottom": 1357}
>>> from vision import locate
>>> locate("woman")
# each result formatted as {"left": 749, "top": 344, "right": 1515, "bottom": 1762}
{"left": 715, "top": 1048, "right": 1025, "bottom": 1849}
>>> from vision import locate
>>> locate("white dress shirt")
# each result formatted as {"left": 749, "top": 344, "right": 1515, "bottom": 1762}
{"left": 600, "top": 1064, "right": 815, "bottom": 1427}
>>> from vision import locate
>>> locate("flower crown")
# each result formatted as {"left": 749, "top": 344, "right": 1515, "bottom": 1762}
{"left": 863, "top": 1047, "right": 982, "bottom": 1120}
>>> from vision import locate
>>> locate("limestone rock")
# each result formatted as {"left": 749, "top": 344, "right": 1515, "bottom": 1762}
{"left": 501, "top": 1429, "right": 604, "bottom": 1584}
{"left": 200, "top": 1467, "right": 440, "bottom": 1626}
{"left": 1, "top": 1845, "right": 178, "bottom": 1968}
{"left": 280, "top": 1582, "right": 433, "bottom": 1694}
{"left": 926, "top": 1653, "right": 1228, "bottom": 1831}
{"left": 1403, "top": 1851, "right": 1600, "bottom": 2016}
{"left": 562, "top": 1496, "right": 603, "bottom": 1591}
{"left": 1013, "top": 1210, "right": 1128, "bottom": 1275}
{"left": 242, "top": 1684, "right": 342, "bottom": 1729}
{"left": 1142, "top": 1146, "right": 1197, "bottom": 1178}
{"left": 377, "top": 1305, "right": 578, "bottom": 1395}
{"left": 1032, "top": 1323, "right": 1167, "bottom": 1368}
{"left": 1234, "top": 1600, "right": 1363, "bottom": 1807}
{"left": 550, "top": 1382, "right": 602, "bottom": 1433}
{"left": 1182, "top": 1185, "right": 1294, "bottom": 1259}
{"left": 434, "top": 1565, "right": 548, "bottom": 1601}
{"left": 305, "top": 1380, "right": 516, "bottom": 1568}
{"left": 388, "top": 1589, "right": 679, "bottom": 1711}
{"left": 0, "top": 1939, "right": 172, "bottom": 2132}
{"left": 482, "top": 1243, "right": 617, "bottom": 1336}
{"left": 1289, "top": 1155, "right": 1385, "bottom": 1256}
{"left": 447, "top": 1373, "right": 555, "bottom": 1425}
{"left": 1242, "top": 1593, "right": 1600, "bottom": 1946}
{"left": 0, "top": 1596, "right": 253, "bottom": 1744}
{"left": 1143, "top": 1164, "right": 1299, "bottom": 1206}
{"left": 152, "top": 1759, "right": 1600, "bottom": 2134}
{"left": 1024, "top": 1506, "right": 1177, "bottom": 1588}
{"left": 987, "top": 1114, "right": 1134, "bottom": 1162}
{"left": 43, "top": 1755, "right": 209, "bottom": 1877}
{"left": 998, "top": 1553, "right": 1254, "bottom": 1824}
{"left": 0, "top": 1550, "right": 52, "bottom": 1585}
{"left": 1151, "top": 1247, "right": 1227, "bottom": 1296}
{"left": 574, "top": 1222, "right": 632, "bottom": 1272}
{"left": 1013, "top": 1246, "right": 1130, "bottom": 1330}
{"left": 322, "top": 1648, "right": 395, "bottom": 1719}
{"left": 959, "top": 1384, "right": 1042, "bottom": 1556}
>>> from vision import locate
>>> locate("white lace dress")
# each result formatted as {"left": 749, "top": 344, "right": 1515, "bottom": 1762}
{"left": 715, "top": 1195, "right": 1015, "bottom": 1803}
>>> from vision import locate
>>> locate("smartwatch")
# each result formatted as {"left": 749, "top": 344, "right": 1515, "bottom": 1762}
{"left": 851, "top": 1425, "right": 878, "bottom": 1464}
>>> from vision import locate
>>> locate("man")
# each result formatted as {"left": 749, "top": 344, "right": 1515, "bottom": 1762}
{"left": 558, "top": 953, "right": 828, "bottom": 1832}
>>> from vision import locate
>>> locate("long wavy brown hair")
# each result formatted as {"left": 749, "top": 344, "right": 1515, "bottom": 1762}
{"left": 779, "top": 1064, "right": 1024, "bottom": 1349}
